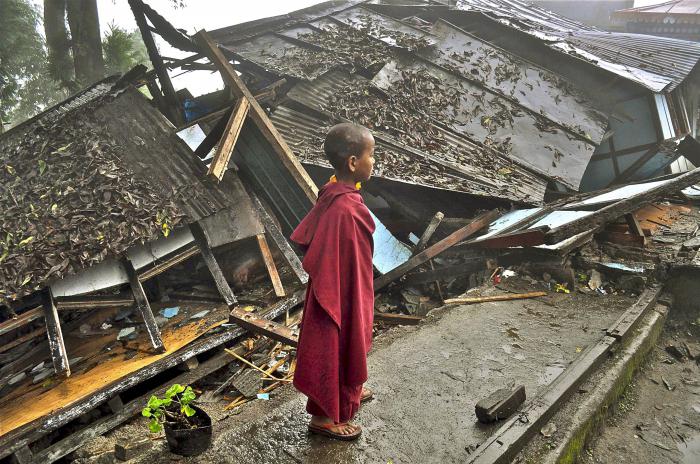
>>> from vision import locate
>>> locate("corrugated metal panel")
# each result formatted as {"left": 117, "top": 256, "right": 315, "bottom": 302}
{"left": 271, "top": 97, "right": 547, "bottom": 203}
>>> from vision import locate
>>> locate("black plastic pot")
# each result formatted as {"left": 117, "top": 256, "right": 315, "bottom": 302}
{"left": 164, "top": 405, "right": 212, "bottom": 457}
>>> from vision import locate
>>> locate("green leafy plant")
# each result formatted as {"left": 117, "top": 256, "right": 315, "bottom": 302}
{"left": 141, "top": 384, "right": 197, "bottom": 433}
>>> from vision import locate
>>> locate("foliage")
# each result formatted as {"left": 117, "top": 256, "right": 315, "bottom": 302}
{"left": 142, "top": 384, "right": 197, "bottom": 434}
{"left": 0, "top": 0, "right": 64, "bottom": 128}
{"left": 102, "top": 22, "right": 149, "bottom": 76}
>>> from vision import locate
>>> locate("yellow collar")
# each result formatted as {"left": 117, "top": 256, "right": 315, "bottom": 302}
{"left": 329, "top": 174, "right": 361, "bottom": 190}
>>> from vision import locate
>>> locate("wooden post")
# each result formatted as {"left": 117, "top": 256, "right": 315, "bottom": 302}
{"left": 248, "top": 190, "right": 308, "bottom": 284}
{"left": 121, "top": 258, "right": 166, "bottom": 354}
{"left": 625, "top": 213, "right": 645, "bottom": 237}
{"left": 193, "top": 30, "right": 318, "bottom": 203}
{"left": 41, "top": 288, "right": 70, "bottom": 377}
{"left": 256, "top": 234, "right": 286, "bottom": 297}
{"left": 189, "top": 222, "right": 238, "bottom": 308}
{"left": 207, "top": 98, "right": 250, "bottom": 181}
{"left": 129, "top": 0, "right": 183, "bottom": 126}
{"left": 414, "top": 211, "right": 444, "bottom": 253}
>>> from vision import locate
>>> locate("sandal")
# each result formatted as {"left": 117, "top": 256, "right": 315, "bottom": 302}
{"left": 360, "top": 387, "right": 374, "bottom": 403}
{"left": 308, "top": 421, "right": 362, "bottom": 441}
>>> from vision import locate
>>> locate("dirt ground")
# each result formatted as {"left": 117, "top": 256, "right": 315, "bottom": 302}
{"left": 579, "top": 317, "right": 700, "bottom": 464}
{"left": 77, "top": 279, "right": 640, "bottom": 464}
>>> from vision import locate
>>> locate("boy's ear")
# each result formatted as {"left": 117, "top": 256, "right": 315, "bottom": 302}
{"left": 347, "top": 155, "right": 357, "bottom": 173}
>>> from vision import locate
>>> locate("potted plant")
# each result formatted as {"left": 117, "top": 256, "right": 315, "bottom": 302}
{"left": 142, "top": 384, "right": 212, "bottom": 456}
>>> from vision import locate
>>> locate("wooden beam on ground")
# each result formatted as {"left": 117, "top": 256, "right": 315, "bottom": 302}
{"left": 41, "top": 289, "right": 70, "bottom": 378}
{"left": 373, "top": 312, "right": 423, "bottom": 326}
{"left": 374, "top": 210, "right": 500, "bottom": 291}
{"left": 207, "top": 98, "right": 250, "bottom": 181}
{"left": 121, "top": 258, "right": 165, "bottom": 354}
{"left": 443, "top": 291, "right": 547, "bottom": 305}
{"left": 0, "top": 307, "right": 43, "bottom": 336}
{"left": 414, "top": 212, "right": 444, "bottom": 253}
{"left": 0, "top": 327, "right": 46, "bottom": 355}
{"left": 189, "top": 222, "right": 238, "bottom": 308}
{"left": 229, "top": 307, "right": 298, "bottom": 346}
{"left": 193, "top": 29, "right": 318, "bottom": 202}
{"left": 256, "top": 234, "right": 286, "bottom": 297}
{"left": 545, "top": 167, "right": 700, "bottom": 245}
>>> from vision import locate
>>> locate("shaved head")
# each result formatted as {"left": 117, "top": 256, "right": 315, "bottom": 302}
{"left": 323, "top": 123, "right": 373, "bottom": 170}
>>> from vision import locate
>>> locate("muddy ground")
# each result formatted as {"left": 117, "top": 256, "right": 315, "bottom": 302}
{"left": 578, "top": 316, "right": 700, "bottom": 464}
{"left": 73, "top": 279, "right": 638, "bottom": 464}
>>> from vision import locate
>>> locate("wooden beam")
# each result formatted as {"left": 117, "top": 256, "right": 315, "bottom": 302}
{"left": 193, "top": 29, "right": 318, "bottom": 203}
{"left": 229, "top": 307, "right": 298, "bottom": 346}
{"left": 373, "top": 312, "right": 422, "bottom": 326}
{"left": 129, "top": 0, "right": 183, "bottom": 126}
{"left": 414, "top": 211, "right": 444, "bottom": 253}
{"left": 443, "top": 291, "right": 547, "bottom": 305}
{"left": 121, "top": 258, "right": 165, "bottom": 354}
{"left": 189, "top": 222, "right": 238, "bottom": 308}
{"left": 207, "top": 98, "right": 250, "bottom": 181}
{"left": 0, "top": 307, "right": 42, "bottom": 336}
{"left": 374, "top": 210, "right": 500, "bottom": 291}
{"left": 0, "top": 327, "right": 45, "bottom": 355}
{"left": 545, "top": 167, "right": 700, "bottom": 244}
{"left": 41, "top": 289, "right": 70, "bottom": 377}
{"left": 472, "top": 227, "right": 548, "bottom": 249}
{"left": 248, "top": 190, "right": 308, "bottom": 284}
{"left": 625, "top": 213, "right": 645, "bottom": 237}
{"left": 256, "top": 234, "right": 286, "bottom": 297}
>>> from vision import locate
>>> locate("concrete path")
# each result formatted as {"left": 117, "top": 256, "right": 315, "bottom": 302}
{"left": 116, "top": 286, "right": 635, "bottom": 464}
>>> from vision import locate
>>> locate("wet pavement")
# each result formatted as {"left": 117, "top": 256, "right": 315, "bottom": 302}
{"left": 110, "top": 286, "right": 635, "bottom": 464}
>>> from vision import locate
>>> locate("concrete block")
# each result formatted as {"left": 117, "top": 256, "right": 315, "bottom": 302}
{"left": 475, "top": 384, "right": 526, "bottom": 423}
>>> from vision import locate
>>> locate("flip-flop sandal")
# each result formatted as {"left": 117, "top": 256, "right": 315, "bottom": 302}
{"left": 308, "top": 422, "right": 362, "bottom": 441}
{"left": 360, "top": 388, "right": 374, "bottom": 403}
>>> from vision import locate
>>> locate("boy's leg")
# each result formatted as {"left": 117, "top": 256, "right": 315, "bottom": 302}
{"left": 307, "top": 391, "right": 362, "bottom": 436}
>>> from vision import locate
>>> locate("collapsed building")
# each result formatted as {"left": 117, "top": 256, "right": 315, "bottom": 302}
{"left": 2, "top": 1, "right": 700, "bottom": 463}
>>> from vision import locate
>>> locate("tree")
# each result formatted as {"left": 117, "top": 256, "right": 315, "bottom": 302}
{"left": 0, "top": 0, "right": 64, "bottom": 131}
{"left": 102, "top": 23, "right": 149, "bottom": 76}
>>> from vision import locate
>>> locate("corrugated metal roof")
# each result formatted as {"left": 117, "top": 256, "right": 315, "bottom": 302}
{"left": 614, "top": 0, "right": 700, "bottom": 16}
{"left": 455, "top": 0, "right": 700, "bottom": 90}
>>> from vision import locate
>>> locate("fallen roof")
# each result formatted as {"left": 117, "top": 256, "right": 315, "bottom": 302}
{"left": 456, "top": 0, "right": 700, "bottom": 91}
{"left": 210, "top": 1, "right": 610, "bottom": 194}
{"left": 0, "top": 84, "right": 237, "bottom": 303}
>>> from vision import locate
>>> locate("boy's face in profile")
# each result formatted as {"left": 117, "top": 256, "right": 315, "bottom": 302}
{"left": 350, "top": 133, "right": 375, "bottom": 182}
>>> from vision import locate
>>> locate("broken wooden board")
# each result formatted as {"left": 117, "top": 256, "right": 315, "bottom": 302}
{"left": 443, "top": 292, "right": 547, "bottom": 305}
{"left": 373, "top": 210, "right": 500, "bottom": 291}
{"left": 229, "top": 307, "right": 298, "bottom": 346}
{"left": 207, "top": 98, "right": 250, "bottom": 181}
{"left": 256, "top": 234, "right": 285, "bottom": 297}
{"left": 0, "top": 302, "right": 228, "bottom": 439}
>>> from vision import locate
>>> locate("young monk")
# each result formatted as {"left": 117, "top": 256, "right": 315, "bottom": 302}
{"left": 290, "top": 123, "right": 376, "bottom": 441}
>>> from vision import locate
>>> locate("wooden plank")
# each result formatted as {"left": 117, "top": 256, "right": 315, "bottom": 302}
{"left": 56, "top": 294, "right": 133, "bottom": 311}
{"left": 414, "top": 212, "right": 444, "bottom": 253}
{"left": 248, "top": 190, "right": 308, "bottom": 285}
{"left": 121, "top": 258, "right": 165, "bottom": 354}
{"left": 0, "top": 307, "right": 42, "bottom": 336}
{"left": 229, "top": 307, "right": 298, "bottom": 346}
{"left": 12, "top": 445, "right": 33, "bottom": 464}
{"left": 596, "top": 230, "right": 647, "bottom": 247}
{"left": 207, "top": 98, "right": 250, "bottom": 181}
{"left": 625, "top": 213, "right": 645, "bottom": 237}
{"left": 138, "top": 244, "right": 200, "bottom": 281}
{"left": 256, "top": 234, "right": 286, "bottom": 297}
{"left": 373, "top": 312, "right": 422, "bottom": 325}
{"left": 373, "top": 210, "right": 500, "bottom": 291}
{"left": 545, "top": 166, "right": 700, "bottom": 244}
{"left": 194, "top": 106, "right": 232, "bottom": 158}
{"left": 0, "top": 327, "right": 45, "bottom": 355}
{"left": 443, "top": 291, "right": 547, "bottom": 305}
{"left": 129, "top": 0, "right": 183, "bottom": 126}
{"left": 472, "top": 227, "right": 548, "bottom": 249}
{"left": 189, "top": 222, "right": 238, "bottom": 308}
{"left": 606, "top": 286, "right": 661, "bottom": 342}
{"left": 193, "top": 29, "right": 318, "bottom": 203}
{"left": 41, "top": 289, "right": 70, "bottom": 378}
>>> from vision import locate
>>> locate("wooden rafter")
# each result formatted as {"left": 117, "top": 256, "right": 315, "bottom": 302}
{"left": 207, "top": 98, "right": 250, "bottom": 181}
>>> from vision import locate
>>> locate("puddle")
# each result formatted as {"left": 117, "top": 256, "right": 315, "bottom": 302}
{"left": 678, "top": 434, "right": 700, "bottom": 464}
{"left": 538, "top": 362, "right": 567, "bottom": 386}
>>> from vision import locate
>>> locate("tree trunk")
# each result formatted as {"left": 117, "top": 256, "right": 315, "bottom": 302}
{"left": 66, "top": 0, "right": 105, "bottom": 86}
{"left": 44, "top": 0, "right": 77, "bottom": 91}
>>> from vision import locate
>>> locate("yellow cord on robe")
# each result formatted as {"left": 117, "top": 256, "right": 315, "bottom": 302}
{"left": 329, "top": 174, "right": 361, "bottom": 190}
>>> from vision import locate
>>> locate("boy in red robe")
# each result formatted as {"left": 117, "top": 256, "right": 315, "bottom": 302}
{"left": 290, "top": 123, "right": 376, "bottom": 440}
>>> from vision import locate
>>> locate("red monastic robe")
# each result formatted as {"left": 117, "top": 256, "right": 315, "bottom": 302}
{"left": 290, "top": 182, "right": 376, "bottom": 423}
